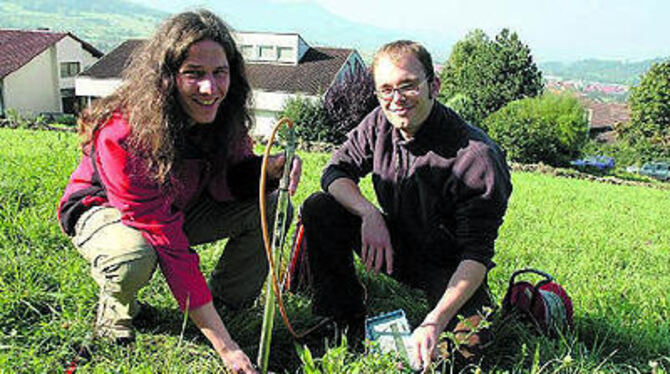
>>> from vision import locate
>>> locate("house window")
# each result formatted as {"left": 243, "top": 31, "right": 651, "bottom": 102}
{"left": 258, "top": 45, "right": 275, "bottom": 60}
{"left": 60, "top": 62, "right": 81, "bottom": 78}
{"left": 240, "top": 45, "right": 255, "bottom": 60}
{"left": 277, "top": 47, "right": 294, "bottom": 62}
{"left": 60, "top": 88, "right": 77, "bottom": 114}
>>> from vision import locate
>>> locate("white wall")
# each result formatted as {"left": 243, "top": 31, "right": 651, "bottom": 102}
{"left": 251, "top": 90, "right": 319, "bottom": 137}
{"left": 75, "top": 76, "right": 121, "bottom": 97}
{"left": 56, "top": 37, "right": 98, "bottom": 89}
{"left": 4, "top": 47, "right": 60, "bottom": 117}
{"left": 252, "top": 109, "right": 280, "bottom": 138}
{"left": 234, "top": 32, "right": 303, "bottom": 65}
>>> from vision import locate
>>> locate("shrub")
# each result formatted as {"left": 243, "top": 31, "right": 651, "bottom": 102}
{"left": 323, "top": 60, "right": 377, "bottom": 144}
{"left": 278, "top": 95, "right": 331, "bottom": 143}
{"left": 483, "top": 93, "right": 588, "bottom": 166}
{"left": 445, "top": 93, "right": 473, "bottom": 119}
{"left": 54, "top": 114, "right": 77, "bottom": 127}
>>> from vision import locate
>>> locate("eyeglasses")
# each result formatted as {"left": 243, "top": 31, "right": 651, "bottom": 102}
{"left": 375, "top": 77, "right": 430, "bottom": 101}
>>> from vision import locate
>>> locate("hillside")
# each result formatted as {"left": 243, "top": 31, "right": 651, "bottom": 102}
{"left": 0, "top": 0, "right": 166, "bottom": 52}
{"left": 2, "top": 0, "right": 668, "bottom": 87}
{"left": 539, "top": 58, "right": 668, "bottom": 86}
{"left": 1, "top": 128, "right": 669, "bottom": 372}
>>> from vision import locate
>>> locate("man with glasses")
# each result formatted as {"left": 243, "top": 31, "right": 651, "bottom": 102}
{"left": 301, "top": 40, "right": 512, "bottom": 370}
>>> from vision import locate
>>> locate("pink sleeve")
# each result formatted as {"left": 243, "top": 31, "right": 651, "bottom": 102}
{"left": 95, "top": 118, "right": 212, "bottom": 311}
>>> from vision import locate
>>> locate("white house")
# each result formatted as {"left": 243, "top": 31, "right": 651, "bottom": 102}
{"left": 0, "top": 29, "right": 102, "bottom": 118}
{"left": 75, "top": 32, "right": 365, "bottom": 137}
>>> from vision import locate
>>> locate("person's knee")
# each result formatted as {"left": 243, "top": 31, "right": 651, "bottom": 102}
{"left": 215, "top": 267, "right": 267, "bottom": 310}
{"left": 301, "top": 192, "right": 335, "bottom": 225}
{"left": 99, "top": 246, "right": 157, "bottom": 299}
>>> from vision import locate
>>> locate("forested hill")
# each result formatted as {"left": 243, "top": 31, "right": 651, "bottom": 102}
{"left": 0, "top": 0, "right": 166, "bottom": 52}
{"left": 539, "top": 58, "right": 667, "bottom": 86}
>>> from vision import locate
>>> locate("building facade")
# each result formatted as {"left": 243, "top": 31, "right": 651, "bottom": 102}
{"left": 75, "top": 32, "right": 364, "bottom": 137}
{"left": 0, "top": 29, "right": 102, "bottom": 118}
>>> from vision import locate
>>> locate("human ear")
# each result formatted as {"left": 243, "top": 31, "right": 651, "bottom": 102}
{"left": 429, "top": 76, "right": 441, "bottom": 99}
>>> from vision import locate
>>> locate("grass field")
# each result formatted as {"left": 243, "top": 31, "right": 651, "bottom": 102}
{"left": 0, "top": 128, "right": 668, "bottom": 373}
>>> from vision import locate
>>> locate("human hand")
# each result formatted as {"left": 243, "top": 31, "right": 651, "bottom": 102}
{"left": 359, "top": 209, "right": 393, "bottom": 275}
{"left": 267, "top": 154, "right": 302, "bottom": 195}
{"left": 411, "top": 322, "right": 440, "bottom": 373}
{"left": 220, "top": 347, "right": 258, "bottom": 374}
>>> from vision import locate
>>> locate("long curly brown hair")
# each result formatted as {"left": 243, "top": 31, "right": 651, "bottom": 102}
{"left": 79, "top": 9, "right": 253, "bottom": 188}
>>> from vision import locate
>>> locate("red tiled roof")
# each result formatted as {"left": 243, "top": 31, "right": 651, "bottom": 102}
{"left": 0, "top": 29, "right": 102, "bottom": 79}
{"left": 581, "top": 99, "right": 631, "bottom": 129}
{"left": 80, "top": 39, "right": 355, "bottom": 96}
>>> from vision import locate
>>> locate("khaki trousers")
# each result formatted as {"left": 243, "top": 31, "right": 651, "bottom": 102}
{"left": 72, "top": 193, "right": 281, "bottom": 339}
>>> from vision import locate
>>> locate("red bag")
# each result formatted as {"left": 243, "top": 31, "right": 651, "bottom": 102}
{"left": 282, "top": 216, "right": 312, "bottom": 294}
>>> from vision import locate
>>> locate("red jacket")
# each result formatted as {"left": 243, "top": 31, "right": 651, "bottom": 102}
{"left": 59, "top": 112, "right": 261, "bottom": 311}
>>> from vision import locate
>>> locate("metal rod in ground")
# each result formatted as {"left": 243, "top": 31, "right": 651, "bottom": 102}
{"left": 257, "top": 127, "right": 295, "bottom": 373}
{"left": 257, "top": 275, "right": 277, "bottom": 373}
{"left": 257, "top": 185, "right": 291, "bottom": 373}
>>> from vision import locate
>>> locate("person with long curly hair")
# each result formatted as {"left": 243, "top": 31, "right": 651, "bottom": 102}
{"left": 58, "top": 9, "right": 300, "bottom": 373}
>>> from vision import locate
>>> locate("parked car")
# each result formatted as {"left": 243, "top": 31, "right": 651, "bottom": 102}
{"left": 625, "top": 165, "right": 640, "bottom": 173}
{"left": 639, "top": 162, "right": 670, "bottom": 181}
{"left": 570, "top": 156, "right": 615, "bottom": 171}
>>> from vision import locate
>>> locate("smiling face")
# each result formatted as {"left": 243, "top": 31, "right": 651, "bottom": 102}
{"left": 373, "top": 54, "right": 440, "bottom": 138}
{"left": 175, "top": 39, "right": 230, "bottom": 125}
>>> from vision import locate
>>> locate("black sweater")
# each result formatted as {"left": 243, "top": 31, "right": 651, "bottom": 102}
{"left": 321, "top": 102, "right": 513, "bottom": 268}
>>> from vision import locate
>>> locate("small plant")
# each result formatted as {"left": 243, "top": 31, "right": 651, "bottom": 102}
{"left": 294, "top": 335, "right": 414, "bottom": 373}
{"left": 3, "top": 108, "right": 29, "bottom": 129}
{"left": 57, "top": 114, "right": 78, "bottom": 127}
{"left": 278, "top": 95, "right": 331, "bottom": 144}
{"left": 428, "top": 307, "right": 494, "bottom": 373}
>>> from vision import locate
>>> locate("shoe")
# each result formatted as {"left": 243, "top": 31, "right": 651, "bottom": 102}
{"left": 132, "top": 302, "right": 159, "bottom": 329}
{"left": 94, "top": 322, "right": 135, "bottom": 345}
{"left": 94, "top": 299, "right": 136, "bottom": 345}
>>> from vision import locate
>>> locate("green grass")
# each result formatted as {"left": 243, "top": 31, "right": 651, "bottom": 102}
{"left": 1, "top": 128, "right": 669, "bottom": 373}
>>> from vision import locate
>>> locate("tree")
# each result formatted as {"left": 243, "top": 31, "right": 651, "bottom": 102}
{"left": 323, "top": 60, "right": 378, "bottom": 144}
{"left": 279, "top": 61, "right": 377, "bottom": 145}
{"left": 439, "top": 29, "right": 543, "bottom": 128}
{"left": 277, "top": 95, "right": 331, "bottom": 143}
{"left": 618, "top": 60, "right": 670, "bottom": 158}
{"left": 483, "top": 93, "right": 589, "bottom": 166}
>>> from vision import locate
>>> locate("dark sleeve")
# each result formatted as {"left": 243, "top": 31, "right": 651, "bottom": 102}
{"left": 447, "top": 143, "right": 512, "bottom": 266}
{"left": 228, "top": 156, "right": 278, "bottom": 200}
{"left": 321, "top": 111, "right": 377, "bottom": 191}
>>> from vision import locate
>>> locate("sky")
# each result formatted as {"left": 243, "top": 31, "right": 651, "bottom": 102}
{"left": 135, "top": 0, "right": 670, "bottom": 62}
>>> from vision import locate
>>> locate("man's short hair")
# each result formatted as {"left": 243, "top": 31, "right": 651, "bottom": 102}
{"left": 371, "top": 40, "right": 435, "bottom": 82}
